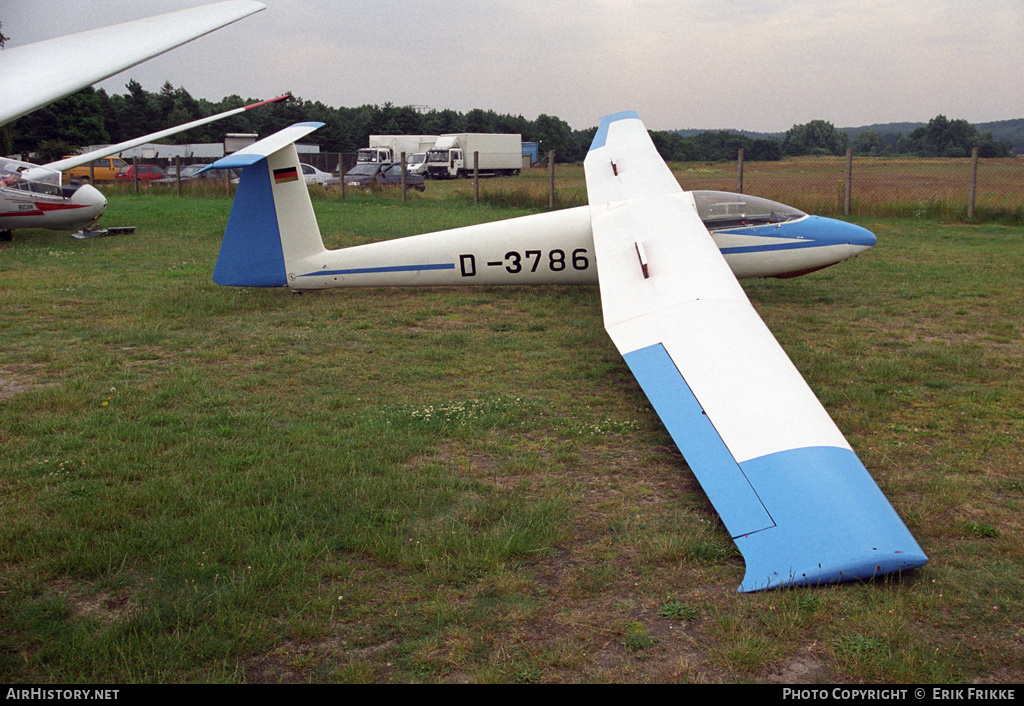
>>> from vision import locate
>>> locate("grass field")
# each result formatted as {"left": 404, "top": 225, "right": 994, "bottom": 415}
{"left": 2, "top": 193, "right": 1022, "bottom": 683}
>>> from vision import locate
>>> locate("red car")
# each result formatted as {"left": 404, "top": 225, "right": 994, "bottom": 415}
{"left": 115, "top": 164, "right": 166, "bottom": 183}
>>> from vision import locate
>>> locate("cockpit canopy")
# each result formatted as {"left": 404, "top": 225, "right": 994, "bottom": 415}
{"left": 0, "top": 156, "right": 80, "bottom": 197}
{"left": 692, "top": 191, "right": 805, "bottom": 231}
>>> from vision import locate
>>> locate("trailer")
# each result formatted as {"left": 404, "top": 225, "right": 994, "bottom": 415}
{"left": 424, "top": 133, "right": 522, "bottom": 179}
{"left": 356, "top": 135, "right": 438, "bottom": 164}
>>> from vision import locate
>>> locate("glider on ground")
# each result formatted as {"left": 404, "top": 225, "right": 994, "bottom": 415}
{"left": 202, "top": 114, "right": 928, "bottom": 592}
{"left": 1, "top": 94, "right": 288, "bottom": 238}
{"left": 0, "top": 0, "right": 266, "bottom": 239}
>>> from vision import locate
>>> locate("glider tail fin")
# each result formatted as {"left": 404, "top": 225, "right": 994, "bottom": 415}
{"left": 203, "top": 122, "right": 327, "bottom": 287}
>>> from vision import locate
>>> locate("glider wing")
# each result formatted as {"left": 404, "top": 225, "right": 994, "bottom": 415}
{"left": 42, "top": 95, "right": 289, "bottom": 175}
{"left": 585, "top": 112, "right": 926, "bottom": 591}
{"left": 0, "top": 1, "right": 265, "bottom": 126}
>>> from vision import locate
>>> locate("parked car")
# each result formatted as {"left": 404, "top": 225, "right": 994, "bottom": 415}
{"left": 61, "top": 156, "right": 128, "bottom": 183}
{"left": 299, "top": 163, "right": 332, "bottom": 185}
{"left": 152, "top": 164, "right": 240, "bottom": 185}
{"left": 339, "top": 163, "right": 426, "bottom": 191}
{"left": 115, "top": 164, "right": 166, "bottom": 183}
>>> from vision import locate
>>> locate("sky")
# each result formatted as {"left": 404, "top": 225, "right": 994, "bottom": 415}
{"left": 4, "top": 0, "right": 1023, "bottom": 133}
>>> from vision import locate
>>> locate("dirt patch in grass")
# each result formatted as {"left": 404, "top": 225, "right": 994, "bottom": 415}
{"left": 0, "top": 366, "right": 50, "bottom": 399}
{"left": 765, "top": 648, "right": 833, "bottom": 683}
{"left": 244, "top": 636, "right": 397, "bottom": 684}
{"left": 49, "top": 578, "right": 137, "bottom": 624}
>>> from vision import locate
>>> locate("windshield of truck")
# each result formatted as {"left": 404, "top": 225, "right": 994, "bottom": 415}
{"left": 407, "top": 153, "right": 425, "bottom": 164}
{"left": 426, "top": 150, "right": 449, "bottom": 163}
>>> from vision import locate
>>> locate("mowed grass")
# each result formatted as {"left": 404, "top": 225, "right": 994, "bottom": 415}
{"left": 1, "top": 193, "right": 1022, "bottom": 683}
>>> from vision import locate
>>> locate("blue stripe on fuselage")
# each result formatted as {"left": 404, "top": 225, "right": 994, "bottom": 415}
{"left": 299, "top": 263, "right": 455, "bottom": 277}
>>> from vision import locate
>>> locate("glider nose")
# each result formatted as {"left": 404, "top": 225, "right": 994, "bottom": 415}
{"left": 822, "top": 217, "right": 876, "bottom": 251}
{"left": 71, "top": 183, "right": 108, "bottom": 219}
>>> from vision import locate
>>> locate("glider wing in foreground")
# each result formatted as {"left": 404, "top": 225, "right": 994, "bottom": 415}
{"left": 585, "top": 112, "right": 926, "bottom": 591}
{"left": 0, "top": 0, "right": 265, "bottom": 126}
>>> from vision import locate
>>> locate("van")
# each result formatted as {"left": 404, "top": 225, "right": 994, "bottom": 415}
{"left": 62, "top": 156, "right": 129, "bottom": 183}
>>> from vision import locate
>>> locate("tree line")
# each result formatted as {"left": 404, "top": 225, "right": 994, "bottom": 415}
{"left": 3, "top": 81, "right": 1013, "bottom": 163}
{"left": 849, "top": 115, "right": 1012, "bottom": 158}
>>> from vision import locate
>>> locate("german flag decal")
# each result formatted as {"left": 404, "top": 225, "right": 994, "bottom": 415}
{"left": 273, "top": 167, "right": 299, "bottom": 184}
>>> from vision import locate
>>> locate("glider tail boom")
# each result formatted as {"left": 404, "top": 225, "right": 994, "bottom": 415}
{"left": 202, "top": 122, "right": 326, "bottom": 287}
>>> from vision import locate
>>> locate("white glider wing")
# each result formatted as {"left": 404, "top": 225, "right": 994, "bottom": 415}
{"left": 0, "top": 0, "right": 265, "bottom": 126}
{"left": 585, "top": 112, "right": 926, "bottom": 591}
{"left": 42, "top": 94, "right": 289, "bottom": 175}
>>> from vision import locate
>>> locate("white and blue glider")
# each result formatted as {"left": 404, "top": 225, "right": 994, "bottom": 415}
{"left": 204, "top": 114, "right": 927, "bottom": 592}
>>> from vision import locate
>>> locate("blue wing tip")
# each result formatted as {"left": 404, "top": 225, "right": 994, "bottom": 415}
{"left": 589, "top": 110, "right": 642, "bottom": 152}
{"left": 738, "top": 550, "right": 928, "bottom": 592}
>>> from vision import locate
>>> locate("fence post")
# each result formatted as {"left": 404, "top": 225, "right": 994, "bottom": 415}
{"left": 736, "top": 148, "right": 744, "bottom": 194}
{"left": 133, "top": 156, "right": 139, "bottom": 195}
{"left": 968, "top": 147, "right": 979, "bottom": 219}
{"left": 473, "top": 151, "right": 480, "bottom": 204}
{"left": 844, "top": 149, "right": 853, "bottom": 216}
{"left": 175, "top": 155, "right": 181, "bottom": 197}
{"left": 548, "top": 151, "right": 555, "bottom": 209}
{"left": 401, "top": 151, "right": 407, "bottom": 203}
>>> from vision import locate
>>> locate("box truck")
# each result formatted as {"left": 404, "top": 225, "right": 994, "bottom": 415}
{"left": 424, "top": 133, "right": 522, "bottom": 179}
{"left": 357, "top": 135, "right": 438, "bottom": 164}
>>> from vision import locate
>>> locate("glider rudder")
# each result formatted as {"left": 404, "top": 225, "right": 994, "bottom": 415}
{"left": 205, "top": 122, "right": 326, "bottom": 287}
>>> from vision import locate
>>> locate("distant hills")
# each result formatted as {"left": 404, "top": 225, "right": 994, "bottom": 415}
{"left": 674, "top": 119, "right": 1024, "bottom": 154}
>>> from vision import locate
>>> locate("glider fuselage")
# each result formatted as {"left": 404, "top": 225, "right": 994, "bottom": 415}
{"left": 0, "top": 158, "right": 107, "bottom": 234}
{"left": 281, "top": 196, "right": 876, "bottom": 291}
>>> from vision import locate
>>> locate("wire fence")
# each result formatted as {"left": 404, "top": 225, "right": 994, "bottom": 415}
{"left": 125, "top": 149, "right": 1024, "bottom": 221}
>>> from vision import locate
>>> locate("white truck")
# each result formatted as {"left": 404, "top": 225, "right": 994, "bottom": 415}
{"left": 356, "top": 135, "right": 438, "bottom": 164}
{"left": 424, "top": 133, "right": 522, "bottom": 179}
{"left": 405, "top": 152, "right": 430, "bottom": 176}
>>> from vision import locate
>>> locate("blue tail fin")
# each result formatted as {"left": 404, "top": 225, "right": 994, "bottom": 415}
{"left": 213, "top": 155, "right": 287, "bottom": 286}
{"left": 203, "top": 122, "right": 326, "bottom": 287}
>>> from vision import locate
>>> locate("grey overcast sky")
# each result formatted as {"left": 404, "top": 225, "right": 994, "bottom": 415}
{"left": 4, "top": 0, "right": 1023, "bottom": 132}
